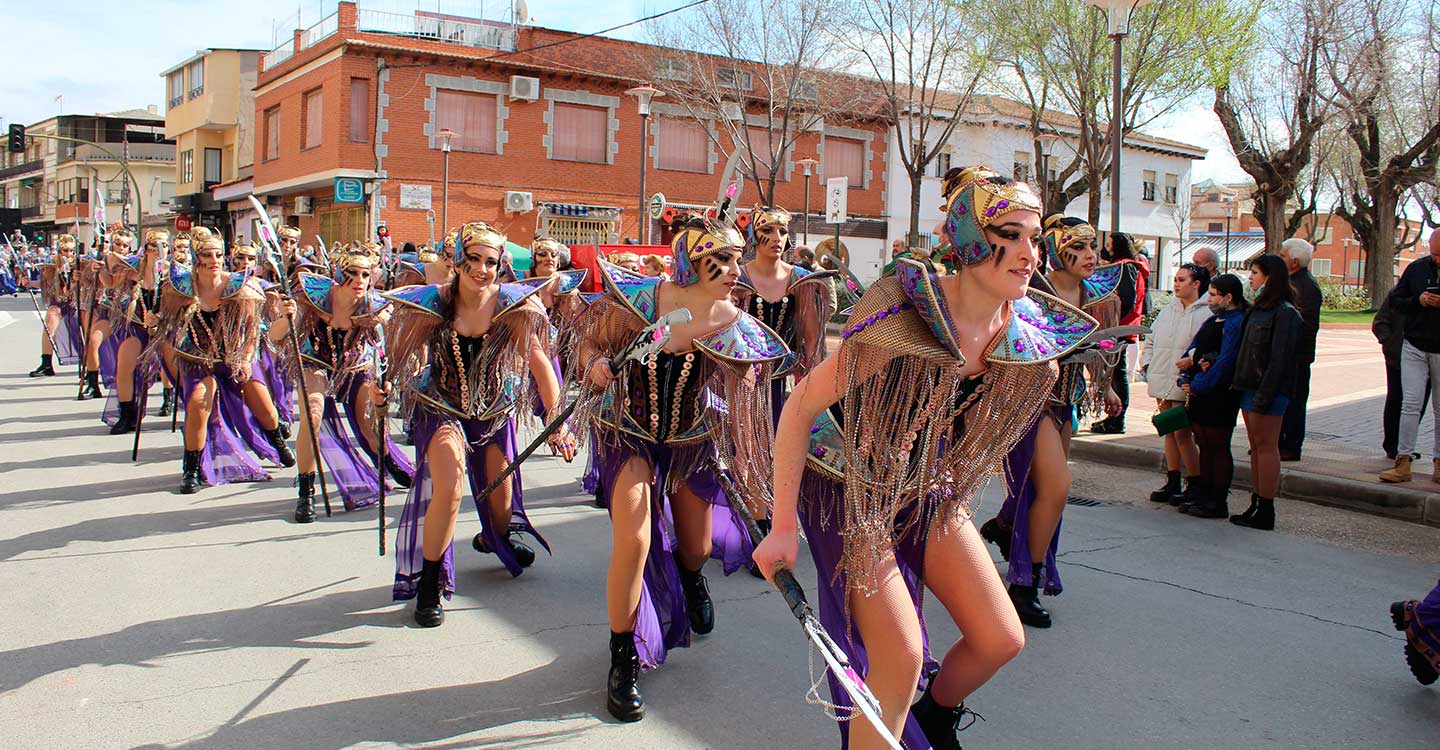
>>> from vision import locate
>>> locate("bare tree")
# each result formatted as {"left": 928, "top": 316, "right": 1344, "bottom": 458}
{"left": 1326, "top": 0, "right": 1440, "bottom": 305}
{"left": 988, "top": 0, "right": 1252, "bottom": 226}
{"left": 838, "top": 0, "right": 994, "bottom": 243}
{"left": 641, "top": 0, "right": 865, "bottom": 207}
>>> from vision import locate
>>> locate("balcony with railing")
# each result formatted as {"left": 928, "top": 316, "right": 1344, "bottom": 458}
{"left": 301, "top": 12, "right": 339, "bottom": 49}
{"left": 0, "top": 159, "right": 44, "bottom": 181}
{"left": 262, "top": 40, "right": 294, "bottom": 72}
{"left": 261, "top": 2, "right": 517, "bottom": 73}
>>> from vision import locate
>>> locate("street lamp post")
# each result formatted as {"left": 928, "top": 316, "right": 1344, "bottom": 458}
{"left": 437, "top": 128, "right": 455, "bottom": 237}
{"left": 626, "top": 85, "right": 663, "bottom": 245}
{"left": 1087, "top": 0, "right": 1153, "bottom": 240}
{"left": 796, "top": 157, "right": 820, "bottom": 245}
{"left": 1036, "top": 132, "right": 1060, "bottom": 212}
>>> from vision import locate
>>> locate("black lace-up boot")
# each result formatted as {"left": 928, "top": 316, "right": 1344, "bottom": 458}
{"left": 606, "top": 631, "right": 645, "bottom": 722}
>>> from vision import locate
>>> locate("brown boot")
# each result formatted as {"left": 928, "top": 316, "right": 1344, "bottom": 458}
{"left": 1379, "top": 455, "right": 1413, "bottom": 483}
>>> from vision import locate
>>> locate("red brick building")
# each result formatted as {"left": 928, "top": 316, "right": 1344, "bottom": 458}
{"left": 252, "top": 2, "right": 890, "bottom": 252}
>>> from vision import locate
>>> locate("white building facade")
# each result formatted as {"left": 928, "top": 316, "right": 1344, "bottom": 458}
{"left": 882, "top": 99, "right": 1205, "bottom": 290}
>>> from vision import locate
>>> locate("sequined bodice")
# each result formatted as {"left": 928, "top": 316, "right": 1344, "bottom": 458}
{"left": 744, "top": 293, "right": 796, "bottom": 348}
{"left": 620, "top": 350, "right": 710, "bottom": 444}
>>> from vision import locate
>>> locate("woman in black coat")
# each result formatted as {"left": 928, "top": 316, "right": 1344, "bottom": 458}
{"left": 1229, "top": 255, "right": 1302, "bottom": 530}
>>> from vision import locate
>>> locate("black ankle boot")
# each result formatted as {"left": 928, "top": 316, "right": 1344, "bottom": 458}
{"left": 472, "top": 527, "right": 536, "bottom": 568}
{"left": 1230, "top": 495, "right": 1275, "bottom": 530}
{"left": 109, "top": 401, "right": 137, "bottom": 435}
{"left": 29, "top": 355, "right": 54, "bottom": 377}
{"left": 384, "top": 454, "right": 412, "bottom": 488}
{"left": 413, "top": 557, "right": 445, "bottom": 627}
{"left": 180, "top": 449, "right": 202, "bottom": 494}
{"left": 1008, "top": 563, "right": 1052, "bottom": 628}
{"left": 83, "top": 371, "right": 102, "bottom": 399}
{"left": 264, "top": 426, "right": 296, "bottom": 467}
{"left": 156, "top": 387, "right": 174, "bottom": 417}
{"left": 607, "top": 631, "right": 645, "bottom": 722}
{"left": 910, "top": 680, "right": 983, "bottom": 750}
{"left": 1149, "top": 470, "right": 1181, "bottom": 502}
{"left": 1185, "top": 485, "right": 1229, "bottom": 519}
{"left": 979, "top": 517, "right": 1011, "bottom": 561}
{"left": 294, "top": 472, "right": 316, "bottom": 523}
{"left": 1173, "top": 476, "right": 1205, "bottom": 510}
{"left": 676, "top": 559, "right": 715, "bottom": 635}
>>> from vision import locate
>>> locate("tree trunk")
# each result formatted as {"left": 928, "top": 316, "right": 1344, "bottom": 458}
{"left": 908, "top": 169, "right": 923, "bottom": 246}
{"left": 1086, "top": 166, "right": 1104, "bottom": 227}
{"left": 1367, "top": 189, "right": 1400, "bottom": 308}
{"left": 1255, "top": 192, "right": 1287, "bottom": 256}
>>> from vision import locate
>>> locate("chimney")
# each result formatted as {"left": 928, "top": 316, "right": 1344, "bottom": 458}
{"left": 147, "top": 104, "right": 159, "bottom": 114}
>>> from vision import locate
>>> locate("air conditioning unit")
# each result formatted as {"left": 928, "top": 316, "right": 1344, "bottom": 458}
{"left": 293, "top": 196, "right": 313, "bottom": 215}
{"left": 509, "top": 76, "right": 540, "bottom": 101}
{"left": 720, "top": 102, "right": 743, "bottom": 121}
{"left": 504, "top": 190, "right": 534, "bottom": 213}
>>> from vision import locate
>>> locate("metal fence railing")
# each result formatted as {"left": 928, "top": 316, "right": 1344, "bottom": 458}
{"left": 262, "top": 41, "right": 294, "bottom": 72}
{"left": 301, "top": 12, "right": 339, "bottom": 49}
{"left": 356, "top": 8, "right": 516, "bottom": 52}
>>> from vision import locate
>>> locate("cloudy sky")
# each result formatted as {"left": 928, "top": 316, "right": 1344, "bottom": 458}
{"left": 0, "top": 0, "right": 1247, "bottom": 184}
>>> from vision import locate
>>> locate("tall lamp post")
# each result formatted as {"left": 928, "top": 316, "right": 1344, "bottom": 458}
{"left": 1036, "top": 132, "right": 1060, "bottom": 212}
{"left": 796, "top": 157, "right": 820, "bottom": 245}
{"left": 437, "top": 128, "right": 455, "bottom": 236}
{"left": 626, "top": 85, "right": 663, "bottom": 244}
{"left": 1087, "top": 0, "right": 1153, "bottom": 240}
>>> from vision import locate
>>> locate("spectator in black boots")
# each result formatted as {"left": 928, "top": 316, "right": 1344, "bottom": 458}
{"left": 1278, "top": 238, "right": 1322, "bottom": 461}
{"left": 1179, "top": 274, "right": 1247, "bottom": 518}
{"left": 1091, "top": 232, "right": 1151, "bottom": 434}
{"left": 1231, "top": 255, "right": 1302, "bottom": 530}
{"left": 1142, "top": 263, "right": 1211, "bottom": 504}
{"left": 1374, "top": 289, "right": 1429, "bottom": 459}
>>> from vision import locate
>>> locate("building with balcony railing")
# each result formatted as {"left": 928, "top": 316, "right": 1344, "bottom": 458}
{"left": 161, "top": 48, "right": 263, "bottom": 242}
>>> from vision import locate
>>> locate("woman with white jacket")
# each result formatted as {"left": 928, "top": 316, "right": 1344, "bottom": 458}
{"left": 1141, "top": 263, "right": 1212, "bottom": 505}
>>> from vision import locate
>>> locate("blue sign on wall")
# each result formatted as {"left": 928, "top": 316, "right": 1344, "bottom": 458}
{"left": 334, "top": 177, "right": 365, "bottom": 204}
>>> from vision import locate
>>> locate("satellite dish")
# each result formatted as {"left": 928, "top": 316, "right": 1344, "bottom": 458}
{"left": 515, "top": 0, "right": 529, "bottom": 23}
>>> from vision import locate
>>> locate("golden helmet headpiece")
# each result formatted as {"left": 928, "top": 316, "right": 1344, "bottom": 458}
{"left": 671, "top": 217, "right": 744, "bottom": 287}
{"left": 938, "top": 165, "right": 1042, "bottom": 268}
{"left": 332, "top": 250, "right": 375, "bottom": 282}
{"left": 56, "top": 234, "right": 78, "bottom": 250}
{"left": 1041, "top": 214, "right": 1097, "bottom": 272}
{"left": 276, "top": 225, "right": 302, "bottom": 242}
{"left": 190, "top": 226, "right": 224, "bottom": 251}
{"left": 749, "top": 204, "right": 792, "bottom": 233}
{"left": 144, "top": 228, "right": 170, "bottom": 246}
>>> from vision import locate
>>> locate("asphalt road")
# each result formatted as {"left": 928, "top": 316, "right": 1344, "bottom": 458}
{"left": 1, "top": 294, "right": 1437, "bottom": 750}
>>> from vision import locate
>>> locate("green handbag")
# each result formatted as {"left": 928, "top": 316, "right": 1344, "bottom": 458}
{"left": 1151, "top": 399, "right": 1190, "bottom": 436}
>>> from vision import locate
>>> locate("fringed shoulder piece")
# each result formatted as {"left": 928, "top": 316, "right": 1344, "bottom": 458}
{"left": 788, "top": 264, "right": 839, "bottom": 292}
{"left": 294, "top": 272, "right": 334, "bottom": 314}
{"left": 840, "top": 275, "right": 954, "bottom": 363}
{"left": 893, "top": 258, "right": 965, "bottom": 360}
{"left": 987, "top": 289, "right": 1097, "bottom": 365}
{"left": 597, "top": 259, "right": 662, "bottom": 324}
{"left": 694, "top": 312, "right": 790, "bottom": 365}
{"left": 107, "top": 251, "right": 143, "bottom": 276}
{"left": 167, "top": 264, "right": 196, "bottom": 300}
{"left": 384, "top": 284, "right": 445, "bottom": 317}
{"left": 493, "top": 277, "right": 550, "bottom": 323}
{"left": 221, "top": 271, "right": 261, "bottom": 301}
{"left": 1082, "top": 262, "right": 1123, "bottom": 306}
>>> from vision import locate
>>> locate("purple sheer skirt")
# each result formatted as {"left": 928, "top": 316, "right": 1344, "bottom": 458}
{"left": 258, "top": 345, "right": 297, "bottom": 424}
{"left": 797, "top": 469, "right": 937, "bottom": 749}
{"left": 50, "top": 302, "right": 83, "bottom": 366}
{"left": 176, "top": 364, "right": 279, "bottom": 486}
{"left": 594, "top": 436, "right": 754, "bottom": 671}
{"left": 101, "top": 322, "right": 151, "bottom": 426}
{"left": 1401, "top": 579, "right": 1440, "bottom": 674}
{"left": 992, "top": 418, "right": 1063, "bottom": 595}
{"left": 392, "top": 409, "right": 549, "bottom": 602}
{"left": 580, "top": 428, "right": 604, "bottom": 501}
{"left": 311, "top": 374, "right": 415, "bottom": 512}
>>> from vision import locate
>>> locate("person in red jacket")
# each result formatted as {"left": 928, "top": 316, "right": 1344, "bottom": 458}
{"left": 1090, "top": 232, "right": 1149, "bottom": 433}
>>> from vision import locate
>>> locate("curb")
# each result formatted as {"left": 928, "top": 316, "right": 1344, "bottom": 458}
{"left": 1071, "top": 437, "right": 1440, "bottom": 528}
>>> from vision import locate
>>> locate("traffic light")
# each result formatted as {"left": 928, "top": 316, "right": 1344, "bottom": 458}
{"left": 6, "top": 124, "right": 24, "bottom": 153}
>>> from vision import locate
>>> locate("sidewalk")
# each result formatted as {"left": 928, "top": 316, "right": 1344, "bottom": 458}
{"left": 1074, "top": 327, "right": 1440, "bottom": 527}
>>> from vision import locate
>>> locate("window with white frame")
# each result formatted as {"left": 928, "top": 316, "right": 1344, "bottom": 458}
{"left": 657, "top": 117, "right": 707, "bottom": 173}
{"left": 181, "top": 149, "right": 194, "bottom": 185}
{"left": 1310, "top": 258, "right": 1333, "bottom": 277}
{"left": 435, "top": 90, "right": 498, "bottom": 154}
{"left": 717, "top": 67, "right": 752, "bottom": 91}
{"left": 187, "top": 59, "right": 204, "bottom": 99}
{"left": 1142, "top": 170, "right": 1158, "bottom": 202}
{"left": 825, "top": 136, "right": 865, "bottom": 187}
{"left": 168, "top": 74, "right": 184, "bottom": 109}
{"left": 1349, "top": 259, "right": 1366, "bottom": 278}
{"left": 654, "top": 58, "right": 690, "bottom": 82}
{"left": 1312, "top": 225, "right": 1332, "bottom": 245}
{"left": 933, "top": 149, "right": 952, "bottom": 178}
{"left": 792, "top": 80, "right": 818, "bottom": 102}
{"left": 551, "top": 103, "right": 608, "bottom": 163}
{"left": 1012, "top": 151, "right": 1031, "bottom": 182}
{"left": 1164, "top": 173, "right": 1178, "bottom": 204}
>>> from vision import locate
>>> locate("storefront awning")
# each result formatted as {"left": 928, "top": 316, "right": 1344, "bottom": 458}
{"left": 538, "top": 202, "right": 621, "bottom": 219}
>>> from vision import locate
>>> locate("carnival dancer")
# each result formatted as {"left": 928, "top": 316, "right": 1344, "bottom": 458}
{"left": 393, "top": 246, "right": 450, "bottom": 288}
{"left": 385, "top": 221, "right": 575, "bottom": 627}
{"left": 978, "top": 213, "right": 1123, "bottom": 629}
{"left": 73, "top": 232, "right": 114, "bottom": 400}
{"left": 100, "top": 229, "right": 161, "bottom": 432}
{"left": 733, "top": 204, "right": 836, "bottom": 425}
{"left": 26, "top": 234, "right": 84, "bottom": 377}
{"left": 267, "top": 251, "right": 414, "bottom": 523}
{"left": 572, "top": 216, "right": 787, "bottom": 722}
{"left": 152, "top": 232, "right": 194, "bottom": 418}
{"left": 1392, "top": 582, "right": 1440, "bottom": 686}
{"left": 753, "top": 167, "right": 1098, "bottom": 750}
{"left": 146, "top": 228, "right": 290, "bottom": 493}
{"left": 231, "top": 242, "right": 298, "bottom": 440}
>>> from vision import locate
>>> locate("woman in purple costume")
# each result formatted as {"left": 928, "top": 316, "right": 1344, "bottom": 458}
{"left": 573, "top": 216, "right": 787, "bottom": 723}
{"left": 384, "top": 221, "right": 574, "bottom": 628}
{"left": 1392, "top": 583, "right": 1440, "bottom": 686}
{"left": 978, "top": 214, "right": 1123, "bottom": 629}
{"left": 146, "top": 227, "right": 291, "bottom": 494}
{"left": 267, "top": 249, "right": 411, "bottom": 523}
{"left": 755, "top": 167, "right": 1097, "bottom": 750}
{"left": 25, "top": 234, "right": 84, "bottom": 377}
{"left": 102, "top": 228, "right": 172, "bottom": 434}
{"left": 227, "top": 242, "right": 298, "bottom": 434}
{"left": 74, "top": 235, "right": 111, "bottom": 401}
